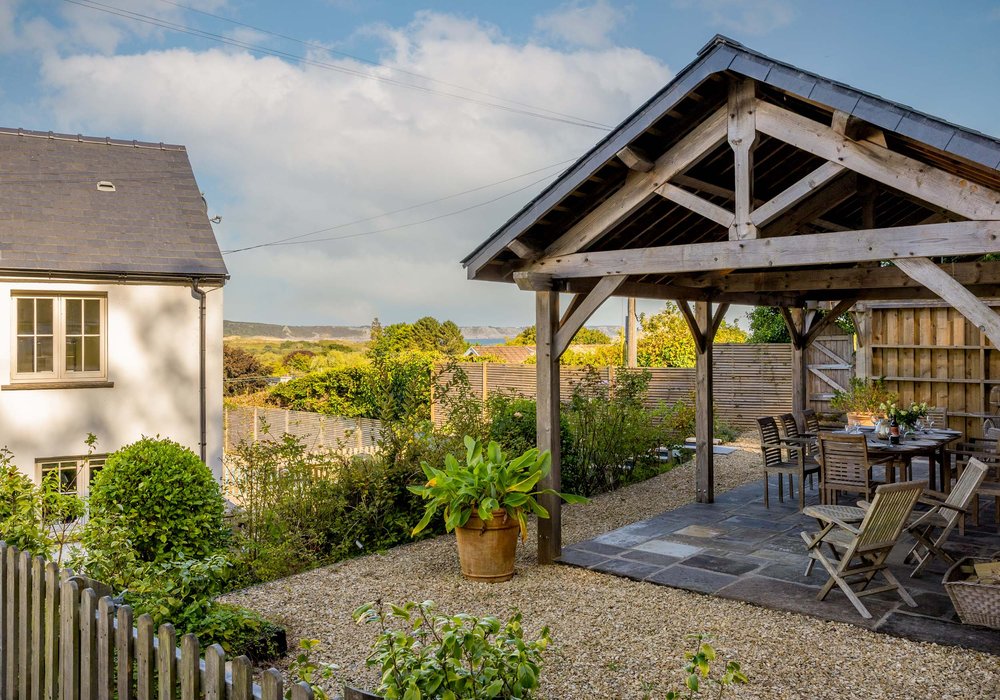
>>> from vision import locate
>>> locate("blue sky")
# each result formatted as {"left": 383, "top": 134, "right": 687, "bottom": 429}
{"left": 2, "top": 1, "right": 999, "bottom": 328}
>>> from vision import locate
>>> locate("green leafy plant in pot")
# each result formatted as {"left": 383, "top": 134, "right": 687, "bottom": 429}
{"left": 409, "top": 436, "right": 586, "bottom": 582}
{"left": 830, "top": 377, "right": 897, "bottom": 427}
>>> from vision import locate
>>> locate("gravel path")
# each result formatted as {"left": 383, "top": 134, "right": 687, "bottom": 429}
{"left": 222, "top": 434, "right": 1000, "bottom": 699}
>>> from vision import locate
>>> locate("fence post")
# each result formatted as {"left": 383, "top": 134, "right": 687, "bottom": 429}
{"left": 31, "top": 555, "right": 44, "bottom": 700}
{"left": 285, "top": 409, "right": 290, "bottom": 435}
{"left": 7, "top": 545, "right": 20, "bottom": 700}
{"left": 59, "top": 579, "right": 80, "bottom": 700}
{"left": 318, "top": 416, "right": 325, "bottom": 449}
{"left": 356, "top": 419, "right": 364, "bottom": 450}
{"left": 253, "top": 407, "right": 259, "bottom": 442}
{"left": 204, "top": 644, "right": 226, "bottom": 700}
{"left": 18, "top": 549, "right": 31, "bottom": 700}
{"left": 180, "top": 634, "right": 200, "bottom": 700}
{"left": 79, "top": 588, "right": 97, "bottom": 700}
{"left": 116, "top": 606, "right": 134, "bottom": 700}
{"left": 482, "top": 363, "right": 489, "bottom": 407}
{"left": 231, "top": 656, "right": 253, "bottom": 700}
{"left": 260, "top": 669, "right": 283, "bottom": 700}
{"left": 44, "top": 562, "right": 59, "bottom": 700}
{"left": 156, "top": 624, "right": 177, "bottom": 700}
{"left": 136, "top": 614, "right": 154, "bottom": 700}
{"left": 96, "top": 597, "right": 114, "bottom": 700}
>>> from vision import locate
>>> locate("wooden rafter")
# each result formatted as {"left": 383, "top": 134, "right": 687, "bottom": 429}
{"left": 527, "top": 221, "right": 1000, "bottom": 278}
{"left": 542, "top": 107, "right": 728, "bottom": 258}
{"left": 655, "top": 182, "right": 734, "bottom": 228}
{"left": 750, "top": 161, "right": 846, "bottom": 228}
{"left": 755, "top": 100, "right": 1000, "bottom": 220}
{"left": 803, "top": 298, "right": 857, "bottom": 347}
{"left": 616, "top": 146, "right": 653, "bottom": 172}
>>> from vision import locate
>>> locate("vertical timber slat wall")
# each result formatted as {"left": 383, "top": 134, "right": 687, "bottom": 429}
{"left": 865, "top": 300, "right": 1000, "bottom": 440}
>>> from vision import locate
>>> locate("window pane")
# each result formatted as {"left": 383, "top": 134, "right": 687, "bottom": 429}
{"left": 84, "top": 299, "right": 101, "bottom": 335}
{"left": 66, "top": 336, "right": 82, "bottom": 372}
{"left": 60, "top": 467, "right": 78, "bottom": 494}
{"left": 36, "top": 337, "right": 53, "bottom": 372}
{"left": 66, "top": 299, "right": 82, "bottom": 335}
{"left": 83, "top": 336, "right": 100, "bottom": 371}
{"left": 16, "top": 298, "right": 34, "bottom": 335}
{"left": 16, "top": 337, "right": 34, "bottom": 373}
{"left": 36, "top": 299, "right": 53, "bottom": 335}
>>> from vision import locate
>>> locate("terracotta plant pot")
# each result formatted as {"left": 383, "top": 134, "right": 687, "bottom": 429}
{"left": 847, "top": 411, "right": 877, "bottom": 427}
{"left": 455, "top": 509, "right": 520, "bottom": 582}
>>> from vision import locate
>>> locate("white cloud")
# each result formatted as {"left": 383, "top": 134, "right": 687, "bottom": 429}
{"left": 674, "top": 0, "right": 795, "bottom": 35}
{"left": 534, "top": 0, "right": 626, "bottom": 48}
{"left": 35, "top": 11, "right": 670, "bottom": 325}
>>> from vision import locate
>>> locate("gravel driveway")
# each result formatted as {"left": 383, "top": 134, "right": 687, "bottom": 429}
{"left": 222, "top": 435, "right": 1000, "bottom": 699}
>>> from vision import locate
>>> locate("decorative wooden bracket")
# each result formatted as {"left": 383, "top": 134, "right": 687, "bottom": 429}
{"left": 678, "top": 300, "right": 730, "bottom": 353}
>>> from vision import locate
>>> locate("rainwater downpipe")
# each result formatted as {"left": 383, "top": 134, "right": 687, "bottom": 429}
{"left": 191, "top": 278, "right": 208, "bottom": 463}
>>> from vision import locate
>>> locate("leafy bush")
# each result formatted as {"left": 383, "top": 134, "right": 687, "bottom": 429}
{"left": 644, "top": 634, "right": 748, "bottom": 700}
{"left": 224, "top": 343, "right": 269, "bottom": 395}
{"left": 562, "top": 368, "right": 688, "bottom": 496}
{"left": 638, "top": 303, "right": 746, "bottom": 367}
{"left": 354, "top": 600, "right": 551, "bottom": 700}
{"left": 80, "top": 437, "right": 228, "bottom": 583}
{"left": 0, "top": 446, "right": 85, "bottom": 559}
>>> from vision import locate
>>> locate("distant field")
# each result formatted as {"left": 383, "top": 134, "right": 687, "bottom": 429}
{"left": 225, "top": 337, "right": 368, "bottom": 354}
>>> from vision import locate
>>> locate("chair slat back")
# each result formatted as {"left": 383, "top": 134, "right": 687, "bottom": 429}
{"left": 757, "top": 416, "right": 784, "bottom": 468}
{"left": 817, "top": 433, "right": 870, "bottom": 488}
{"left": 779, "top": 413, "right": 801, "bottom": 439}
{"left": 945, "top": 458, "right": 990, "bottom": 527}
{"left": 926, "top": 406, "right": 947, "bottom": 429}
{"left": 854, "top": 481, "right": 923, "bottom": 552}
{"left": 802, "top": 409, "right": 820, "bottom": 434}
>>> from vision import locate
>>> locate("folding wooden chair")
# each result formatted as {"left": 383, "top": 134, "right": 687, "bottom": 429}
{"left": 757, "top": 416, "right": 820, "bottom": 511}
{"left": 800, "top": 480, "right": 924, "bottom": 619}
{"left": 905, "top": 458, "right": 988, "bottom": 577}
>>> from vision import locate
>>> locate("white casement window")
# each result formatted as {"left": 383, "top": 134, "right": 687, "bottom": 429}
{"left": 11, "top": 294, "right": 107, "bottom": 382}
{"left": 37, "top": 455, "right": 107, "bottom": 500}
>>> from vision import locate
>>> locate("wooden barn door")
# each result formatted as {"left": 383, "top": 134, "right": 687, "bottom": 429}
{"left": 807, "top": 333, "right": 855, "bottom": 412}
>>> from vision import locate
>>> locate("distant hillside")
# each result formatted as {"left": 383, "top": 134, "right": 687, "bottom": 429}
{"left": 224, "top": 321, "right": 623, "bottom": 342}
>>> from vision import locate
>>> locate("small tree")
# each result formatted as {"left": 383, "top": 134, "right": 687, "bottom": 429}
{"left": 223, "top": 343, "right": 268, "bottom": 395}
{"left": 509, "top": 325, "right": 611, "bottom": 346}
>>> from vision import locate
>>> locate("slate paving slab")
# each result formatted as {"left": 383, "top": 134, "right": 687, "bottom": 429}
{"left": 558, "top": 475, "right": 1000, "bottom": 651}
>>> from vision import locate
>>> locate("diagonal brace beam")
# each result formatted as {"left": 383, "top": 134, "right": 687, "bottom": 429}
{"left": 893, "top": 257, "right": 1000, "bottom": 348}
{"left": 554, "top": 274, "right": 627, "bottom": 357}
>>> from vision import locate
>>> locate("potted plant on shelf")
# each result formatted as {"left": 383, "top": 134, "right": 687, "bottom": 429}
{"left": 409, "top": 436, "right": 586, "bottom": 582}
{"left": 830, "top": 377, "right": 897, "bottom": 427}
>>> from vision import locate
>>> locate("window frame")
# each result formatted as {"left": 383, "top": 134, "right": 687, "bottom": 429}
{"left": 36, "top": 454, "right": 108, "bottom": 501}
{"left": 10, "top": 292, "right": 108, "bottom": 384}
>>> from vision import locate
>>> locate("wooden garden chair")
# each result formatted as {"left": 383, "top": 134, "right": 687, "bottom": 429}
{"left": 816, "top": 432, "right": 893, "bottom": 505}
{"left": 757, "top": 416, "right": 820, "bottom": 511}
{"left": 801, "top": 409, "right": 821, "bottom": 435}
{"left": 800, "top": 480, "right": 924, "bottom": 619}
{"left": 904, "top": 458, "right": 988, "bottom": 577}
{"left": 779, "top": 412, "right": 818, "bottom": 486}
{"left": 949, "top": 437, "right": 1000, "bottom": 528}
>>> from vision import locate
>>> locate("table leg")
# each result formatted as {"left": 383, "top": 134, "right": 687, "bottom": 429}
{"left": 939, "top": 446, "right": 951, "bottom": 494}
{"left": 927, "top": 450, "right": 938, "bottom": 491}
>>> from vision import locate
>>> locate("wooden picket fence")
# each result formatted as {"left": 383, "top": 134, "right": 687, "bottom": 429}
{"left": 0, "top": 542, "right": 313, "bottom": 700}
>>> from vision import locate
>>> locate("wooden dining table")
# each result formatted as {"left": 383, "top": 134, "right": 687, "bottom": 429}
{"left": 827, "top": 428, "right": 963, "bottom": 493}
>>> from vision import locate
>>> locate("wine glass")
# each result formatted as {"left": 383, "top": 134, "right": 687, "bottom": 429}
{"left": 926, "top": 415, "right": 936, "bottom": 431}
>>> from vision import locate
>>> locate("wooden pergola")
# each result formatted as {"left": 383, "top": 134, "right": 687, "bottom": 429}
{"left": 462, "top": 36, "right": 1000, "bottom": 564}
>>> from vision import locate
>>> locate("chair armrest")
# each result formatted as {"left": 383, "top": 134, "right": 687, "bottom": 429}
{"left": 827, "top": 517, "right": 861, "bottom": 535}
{"left": 921, "top": 489, "right": 949, "bottom": 502}
{"left": 934, "top": 502, "right": 972, "bottom": 515}
{"left": 856, "top": 499, "right": 872, "bottom": 510}
{"left": 760, "top": 442, "right": 805, "bottom": 453}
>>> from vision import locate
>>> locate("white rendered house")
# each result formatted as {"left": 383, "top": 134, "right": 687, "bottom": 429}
{"left": 0, "top": 127, "right": 228, "bottom": 494}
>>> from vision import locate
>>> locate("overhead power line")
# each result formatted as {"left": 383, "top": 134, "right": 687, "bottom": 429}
{"left": 153, "top": 0, "right": 612, "bottom": 130}
{"left": 62, "top": 0, "right": 614, "bottom": 131}
{"left": 222, "top": 159, "right": 574, "bottom": 255}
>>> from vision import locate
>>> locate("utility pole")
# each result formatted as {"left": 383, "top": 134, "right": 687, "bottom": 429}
{"left": 625, "top": 297, "right": 637, "bottom": 368}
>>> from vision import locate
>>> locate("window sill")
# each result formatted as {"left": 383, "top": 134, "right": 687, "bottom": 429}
{"left": 1, "top": 381, "right": 114, "bottom": 391}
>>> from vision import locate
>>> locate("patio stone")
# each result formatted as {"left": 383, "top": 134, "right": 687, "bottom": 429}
{"left": 620, "top": 550, "right": 682, "bottom": 567}
{"left": 558, "top": 547, "right": 613, "bottom": 570}
{"left": 755, "top": 561, "right": 823, "bottom": 589}
{"left": 719, "top": 515, "right": 796, "bottom": 532}
{"left": 575, "top": 541, "right": 629, "bottom": 556}
{"left": 910, "top": 591, "right": 959, "bottom": 621}
{"left": 681, "top": 553, "right": 759, "bottom": 577}
{"left": 673, "top": 524, "right": 725, "bottom": 538}
{"left": 645, "top": 564, "right": 739, "bottom": 594}
{"left": 633, "top": 539, "right": 703, "bottom": 558}
{"left": 592, "top": 558, "right": 663, "bottom": 582}
{"left": 591, "top": 531, "right": 652, "bottom": 547}
{"left": 876, "top": 612, "right": 1000, "bottom": 653}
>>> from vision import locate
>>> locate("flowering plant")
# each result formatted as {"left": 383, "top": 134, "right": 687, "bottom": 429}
{"left": 878, "top": 401, "right": 930, "bottom": 428}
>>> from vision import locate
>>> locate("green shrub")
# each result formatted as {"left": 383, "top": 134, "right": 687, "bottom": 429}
{"left": 81, "top": 437, "right": 227, "bottom": 575}
{"left": 354, "top": 600, "right": 551, "bottom": 700}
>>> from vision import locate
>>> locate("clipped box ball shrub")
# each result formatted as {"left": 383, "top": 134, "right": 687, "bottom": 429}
{"left": 80, "top": 437, "right": 228, "bottom": 580}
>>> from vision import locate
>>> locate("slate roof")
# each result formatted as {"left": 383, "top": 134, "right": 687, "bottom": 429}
{"left": 0, "top": 128, "right": 228, "bottom": 280}
{"left": 463, "top": 345, "right": 536, "bottom": 363}
{"left": 463, "top": 35, "right": 1000, "bottom": 279}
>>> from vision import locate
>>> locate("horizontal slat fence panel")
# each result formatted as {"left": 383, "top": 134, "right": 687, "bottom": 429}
{"left": 0, "top": 542, "right": 306, "bottom": 700}
{"left": 434, "top": 344, "right": 793, "bottom": 431}
{"left": 864, "top": 300, "right": 1000, "bottom": 440}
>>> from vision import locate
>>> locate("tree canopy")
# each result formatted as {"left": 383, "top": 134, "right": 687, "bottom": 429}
{"left": 508, "top": 326, "right": 611, "bottom": 346}
{"left": 637, "top": 303, "right": 747, "bottom": 367}
{"left": 745, "top": 306, "right": 856, "bottom": 344}
{"left": 368, "top": 316, "right": 466, "bottom": 358}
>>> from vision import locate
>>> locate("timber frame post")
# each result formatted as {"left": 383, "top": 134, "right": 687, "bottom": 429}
{"left": 679, "top": 300, "right": 729, "bottom": 503}
{"left": 535, "top": 288, "right": 561, "bottom": 564}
